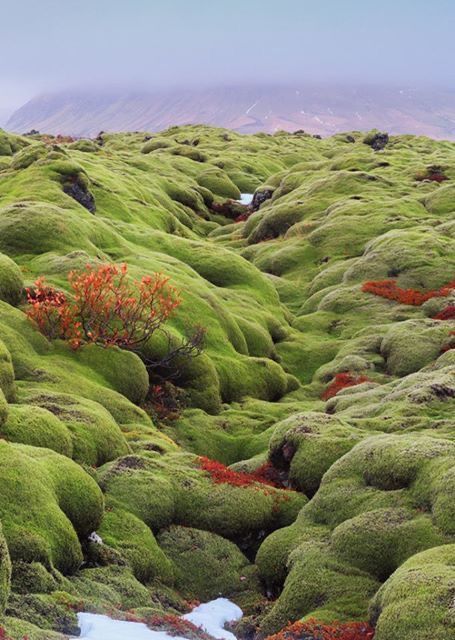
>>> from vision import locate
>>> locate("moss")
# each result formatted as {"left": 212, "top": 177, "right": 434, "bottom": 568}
{"left": 0, "top": 521, "right": 11, "bottom": 614}
{"left": 157, "top": 525, "right": 260, "bottom": 601}
{"left": 0, "top": 441, "right": 103, "bottom": 573}
{"left": 269, "top": 412, "right": 366, "bottom": 496}
{"left": 6, "top": 592, "right": 79, "bottom": 635}
{"left": 1, "top": 404, "right": 73, "bottom": 456}
{"left": 10, "top": 561, "right": 58, "bottom": 594}
{"left": 259, "top": 542, "right": 379, "bottom": 635}
{"left": 70, "top": 565, "right": 152, "bottom": 610}
{"left": 371, "top": 545, "right": 455, "bottom": 640}
{"left": 68, "top": 139, "right": 99, "bottom": 153}
{"left": 73, "top": 344, "right": 149, "bottom": 405}
{"left": 331, "top": 508, "right": 446, "bottom": 580}
{"left": 380, "top": 319, "right": 449, "bottom": 376}
{"left": 97, "top": 505, "right": 174, "bottom": 584}
{"left": 0, "top": 253, "right": 23, "bottom": 306}
{"left": 4, "top": 616, "right": 67, "bottom": 640}
{"left": 197, "top": 169, "right": 241, "bottom": 199}
{"left": 0, "top": 339, "right": 15, "bottom": 402}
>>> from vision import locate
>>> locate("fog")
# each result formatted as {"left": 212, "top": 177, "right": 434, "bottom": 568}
{"left": 1, "top": 0, "right": 454, "bottom": 111}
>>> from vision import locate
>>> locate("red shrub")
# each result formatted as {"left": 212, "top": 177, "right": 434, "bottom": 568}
{"left": 198, "top": 456, "right": 283, "bottom": 489}
{"left": 434, "top": 305, "right": 455, "bottom": 321}
{"left": 266, "top": 618, "right": 375, "bottom": 640}
{"left": 26, "top": 263, "right": 180, "bottom": 350}
{"left": 322, "top": 372, "right": 370, "bottom": 400}
{"left": 362, "top": 279, "right": 455, "bottom": 306}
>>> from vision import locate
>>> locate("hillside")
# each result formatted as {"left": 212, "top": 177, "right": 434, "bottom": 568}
{"left": 0, "top": 124, "right": 453, "bottom": 640}
{"left": 6, "top": 85, "right": 455, "bottom": 139}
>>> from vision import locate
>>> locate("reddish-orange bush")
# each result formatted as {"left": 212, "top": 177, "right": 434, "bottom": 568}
{"left": 362, "top": 279, "right": 455, "bottom": 306}
{"left": 26, "top": 263, "right": 180, "bottom": 350}
{"left": 265, "top": 618, "right": 375, "bottom": 640}
{"left": 434, "top": 305, "right": 455, "bottom": 320}
{"left": 198, "top": 456, "right": 284, "bottom": 489}
{"left": 322, "top": 372, "right": 370, "bottom": 400}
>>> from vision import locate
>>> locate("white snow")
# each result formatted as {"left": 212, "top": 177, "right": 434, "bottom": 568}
{"left": 183, "top": 598, "right": 243, "bottom": 640}
{"left": 74, "top": 598, "right": 242, "bottom": 640}
{"left": 238, "top": 193, "right": 253, "bottom": 205}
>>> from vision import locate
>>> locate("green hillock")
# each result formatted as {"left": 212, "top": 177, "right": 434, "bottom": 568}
{"left": 0, "top": 125, "right": 453, "bottom": 639}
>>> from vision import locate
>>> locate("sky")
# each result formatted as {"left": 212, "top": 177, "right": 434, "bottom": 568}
{"left": 1, "top": 0, "right": 454, "bottom": 111}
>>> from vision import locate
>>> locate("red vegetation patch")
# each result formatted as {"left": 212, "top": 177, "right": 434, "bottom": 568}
{"left": 198, "top": 457, "right": 284, "bottom": 489}
{"left": 26, "top": 263, "right": 180, "bottom": 350}
{"left": 434, "top": 305, "right": 455, "bottom": 321}
{"left": 322, "top": 372, "right": 370, "bottom": 400}
{"left": 266, "top": 619, "right": 375, "bottom": 640}
{"left": 362, "top": 279, "right": 455, "bottom": 306}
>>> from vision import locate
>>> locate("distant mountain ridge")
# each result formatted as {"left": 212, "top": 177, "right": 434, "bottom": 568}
{"left": 6, "top": 85, "right": 455, "bottom": 139}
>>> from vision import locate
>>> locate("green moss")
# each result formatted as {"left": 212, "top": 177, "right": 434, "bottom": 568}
{"left": 98, "top": 505, "right": 174, "bottom": 584}
{"left": 10, "top": 561, "right": 58, "bottom": 595}
{"left": 269, "top": 411, "right": 366, "bottom": 496}
{"left": 157, "top": 525, "right": 260, "bottom": 601}
{"left": 0, "top": 253, "right": 23, "bottom": 306}
{"left": 0, "top": 521, "right": 11, "bottom": 614}
{"left": 6, "top": 592, "right": 79, "bottom": 635}
{"left": 0, "top": 338, "right": 15, "bottom": 402}
{"left": 371, "top": 545, "right": 455, "bottom": 640}
{"left": 0, "top": 441, "right": 103, "bottom": 573}
{"left": 1, "top": 405, "right": 73, "bottom": 456}
{"left": 197, "top": 169, "right": 241, "bottom": 199}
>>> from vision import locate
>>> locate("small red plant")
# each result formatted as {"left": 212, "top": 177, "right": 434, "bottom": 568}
{"left": 362, "top": 279, "right": 455, "bottom": 306}
{"left": 198, "top": 456, "right": 284, "bottom": 489}
{"left": 322, "top": 372, "right": 370, "bottom": 400}
{"left": 434, "top": 305, "right": 455, "bottom": 321}
{"left": 26, "top": 263, "right": 181, "bottom": 350}
{"left": 265, "top": 618, "right": 375, "bottom": 640}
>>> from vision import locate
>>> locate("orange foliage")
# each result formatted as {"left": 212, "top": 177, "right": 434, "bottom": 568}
{"left": 265, "top": 618, "right": 375, "bottom": 640}
{"left": 26, "top": 263, "right": 180, "bottom": 350}
{"left": 362, "top": 279, "right": 455, "bottom": 306}
{"left": 322, "top": 372, "right": 370, "bottom": 400}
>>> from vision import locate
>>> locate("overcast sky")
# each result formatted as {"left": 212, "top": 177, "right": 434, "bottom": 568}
{"left": 1, "top": 0, "right": 454, "bottom": 109}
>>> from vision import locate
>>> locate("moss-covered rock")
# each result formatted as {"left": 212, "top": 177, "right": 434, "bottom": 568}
{"left": 371, "top": 545, "right": 455, "bottom": 640}
{"left": 0, "top": 442, "right": 103, "bottom": 573}
{"left": 0, "top": 521, "right": 11, "bottom": 614}
{"left": 157, "top": 525, "right": 260, "bottom": 601}
{"left": 0, "top": 254, "right": 23, "bottom": 306}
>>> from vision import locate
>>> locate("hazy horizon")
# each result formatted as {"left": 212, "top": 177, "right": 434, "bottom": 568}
{"left": 1, "top": 0, "right": 454, "bottom": 115}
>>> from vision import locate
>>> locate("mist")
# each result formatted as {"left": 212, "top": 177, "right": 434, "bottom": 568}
{"left": 1, "top": 0, "right": 454, "bottom": 112}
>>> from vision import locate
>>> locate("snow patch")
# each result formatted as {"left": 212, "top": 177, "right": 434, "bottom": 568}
{"left": 238, "top": 193, "right": 253, "bottom": 205}
{"left": 74, "top": 598, "right": 242, "bottom": 640}
{"left": 183, "top": 599, "right": 243, "bottom": 640}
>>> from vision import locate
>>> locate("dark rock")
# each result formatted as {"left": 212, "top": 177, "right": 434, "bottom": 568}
{"left": 346, "top": 135, "right": 356, "bottom": 143}
{"left": 313, "top": 134, "right": 322, "bottom": 139}
{"left": 63, "top": 179, "right": 96, "bottom": 213}
{"left": 365, "top": 131, "right": 389, "bottom": 151}
{"left": 251, "top": 189, "right": 274, "bottom": 212}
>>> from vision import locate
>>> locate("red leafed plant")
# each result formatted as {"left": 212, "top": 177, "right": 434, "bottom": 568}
{"left": 322, "top": 372, "right": 370, "bottom": 400}
{"left": 198, "top": 456, "right": 285, "bottom": 489}
{"left": 265, "top": 618, "right": 375, "bottom": 640}
{"left": 361, "top": 279, "right": 455, "bottom": 306}
{"left": 434, "top": 305, "right": 455, "bottom": 321}
{"left": 26, "top": 263, "right": 181, "bottom": 350}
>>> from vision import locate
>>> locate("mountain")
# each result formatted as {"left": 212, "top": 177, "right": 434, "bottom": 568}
{"left": 6, "top": 84, "right": 455, "bottom": 138}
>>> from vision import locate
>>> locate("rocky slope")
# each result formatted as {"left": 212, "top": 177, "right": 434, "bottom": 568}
{"left": 0, "top": 125, "right": 453, "bottom": 639}
{"left": 6, "top": 85, "right": 455, "bottom": 139}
